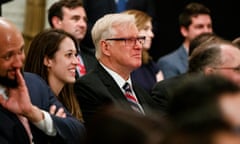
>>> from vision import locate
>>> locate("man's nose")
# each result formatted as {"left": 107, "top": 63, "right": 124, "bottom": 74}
{"left": 12, "top": 54, "right": 24, "bottom": 68}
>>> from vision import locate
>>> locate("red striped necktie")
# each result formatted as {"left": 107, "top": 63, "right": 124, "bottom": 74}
{"left": 122, "top": 82, "right": 145, "bottom": 114}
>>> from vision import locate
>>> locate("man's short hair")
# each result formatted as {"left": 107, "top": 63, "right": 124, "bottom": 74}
{"left": 179, "top": 2, "right": 211, "bottom": 28}
{"left": 48, "top": 0, "right": 83, "bottom": 27}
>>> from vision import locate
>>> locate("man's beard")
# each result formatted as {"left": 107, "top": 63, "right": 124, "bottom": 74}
{"left": 0, "top": 69, "right": 23, "bottom": 88}
{"left": 0, "top": 76, "right": 18, "bottom": 88}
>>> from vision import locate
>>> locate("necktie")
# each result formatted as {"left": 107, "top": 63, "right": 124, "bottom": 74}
{"left": 122, "top": 82, "right": 144, "bottom": 114}
{"left": 76, "top": 54, "right": 86, "bottom": 77}
{"left": 17, "top": 115, "right": 33, "bottom": 143}
{"left": 116, "top": 0, "right": 126, "bottom": 13}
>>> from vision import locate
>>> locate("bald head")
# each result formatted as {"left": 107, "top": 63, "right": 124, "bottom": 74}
{"left": 0, "top": 17, "right": 25, "bottom": 87}
{"left": 0, "top": 17, "right": 16, "bottom": 27}
{"left": 0, "top": 17, "right": 23, "bottom": 47}
{"left": 189, "top": 40, "right": 240, "bottom": 87}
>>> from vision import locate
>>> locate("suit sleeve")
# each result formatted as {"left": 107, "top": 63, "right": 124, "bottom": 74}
{"left": 74, "top": 78, "right": 108, "bottom": 126}
{"left": 24, "top": 72, "right": 86, "bottom": 144}
{"left": 151, "top": 81, "right": 169, "bottom": 114}
{"left": 49, "top": 92, "right": 86, "bottom": 143}
{"left": 157, "top": 58, "right": 179, "bottom": 79}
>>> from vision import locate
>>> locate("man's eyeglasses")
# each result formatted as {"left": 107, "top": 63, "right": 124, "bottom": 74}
{"left": 213, "top": 66, "right": 240, "bottom": 73}
{"left": 105, "top": 36, "right": 145, "bottom": 47}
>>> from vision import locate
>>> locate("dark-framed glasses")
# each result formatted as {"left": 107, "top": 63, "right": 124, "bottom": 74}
{"left": 105, "top": 36, "right": 145, "bottom": 46}
{"left": 213, "top": 66, "right": 240, "bottom": 73}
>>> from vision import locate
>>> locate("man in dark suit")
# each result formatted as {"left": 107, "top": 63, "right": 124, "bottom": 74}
{"left": 74, "top": 13, "right": 158, "bottom": 125}
{"left": 151, "top": 39, "right": 240, "bottom": 115}
{"left": 0, "top": 17, "right": 85, "bottom": 144}
{"left": 48, "top": 0, "right": 97, "bottom": 78}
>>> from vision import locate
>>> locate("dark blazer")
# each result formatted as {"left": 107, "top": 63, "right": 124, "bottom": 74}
{"left": 157, "top": 45, "right": 188, "bottom": 79}
{"left": 0, "top": 72, "right": 85, "bottom": 144}
{"left": 0, "top": 106, "right": 31, "bottom": 144}
{"left": 74, "top": 63, "right": 157, "bottom": 125}
{"left": 151, "top": 73, "right": 190, "bottom": 114}
{"left": 131, "top": 60, "right": 159, "bottom": 94}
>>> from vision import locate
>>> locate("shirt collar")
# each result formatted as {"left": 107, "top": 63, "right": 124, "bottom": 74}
{"left": 100, "top": 62, "right": 132, "bottom": 91}
{"left": 0, "top": 85, "right": 8, "bottom": 100}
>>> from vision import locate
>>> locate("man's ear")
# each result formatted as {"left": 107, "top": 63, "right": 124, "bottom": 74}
{"left": 100, "top": 40, "right": 111, "bottom": 56}
{"left": 180, "top": 26, "right": 188, "bottom": 38}
{"left": 52, "top": 16, "right": 62, "bottom": 28}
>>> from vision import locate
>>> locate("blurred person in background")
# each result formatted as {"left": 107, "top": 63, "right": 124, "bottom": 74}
{"left": 123, "top": 9, "right": 163, "bottom": 94}
{"left": 157, "top": 2, "right": 213, "bottom": 79}
{"left": 48, "top": 0, "right": 97, "bottom": 79}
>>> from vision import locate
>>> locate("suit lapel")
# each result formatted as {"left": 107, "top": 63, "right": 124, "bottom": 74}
{"left": 95, "top": 64, "right": 152, "bottom": 111}
{"left": 0, "top": 106, "right": 30, "bottom": 144}
{"left": 96, "top": 64, "right": 129, "bottom": 102}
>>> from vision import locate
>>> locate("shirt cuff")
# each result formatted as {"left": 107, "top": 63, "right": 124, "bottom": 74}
{"left": 32, "top": 110, "right": 57, "bottom": 136}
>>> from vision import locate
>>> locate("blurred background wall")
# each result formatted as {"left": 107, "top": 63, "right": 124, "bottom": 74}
{"left": 1, "top": 0, "right": 58, "bottom": 55}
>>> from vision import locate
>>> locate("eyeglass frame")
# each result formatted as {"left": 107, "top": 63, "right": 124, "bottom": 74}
{"left": 105, "top": 36, "right": 146, "bottom": 46}
{"left": 212, "top": 66, "right": 240, "bottom": 73}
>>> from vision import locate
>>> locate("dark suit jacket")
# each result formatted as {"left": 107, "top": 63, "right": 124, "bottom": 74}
{"left": 74, "top": 63, "right": 157, "bottom": 125}
{"left": 157, "top": 45, "right": 188, "bottom": 79}
{"left": 0, "top": 72, "right": 85, "bottom": 144}
{"left": 131, "top": 60, "right": 159, "bottom": 94}
{"left": 151, "top": 73, "right": 191, "bottom": 114}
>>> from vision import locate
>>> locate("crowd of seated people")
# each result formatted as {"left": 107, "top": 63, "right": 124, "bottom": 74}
{"left": 1, "top": 0, "right": 240, "bottom": 144}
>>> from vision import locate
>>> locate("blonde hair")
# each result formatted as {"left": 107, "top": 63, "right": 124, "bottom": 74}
{"left": 123, "top": 10, "right": 152, "bottom": 64}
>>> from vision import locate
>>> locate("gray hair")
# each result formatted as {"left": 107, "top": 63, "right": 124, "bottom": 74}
{"left": 189, "top": 40, "right": 234, "bottom": 73}
{"left": 91, "top": 13, "right": 135, "bottom": 59}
